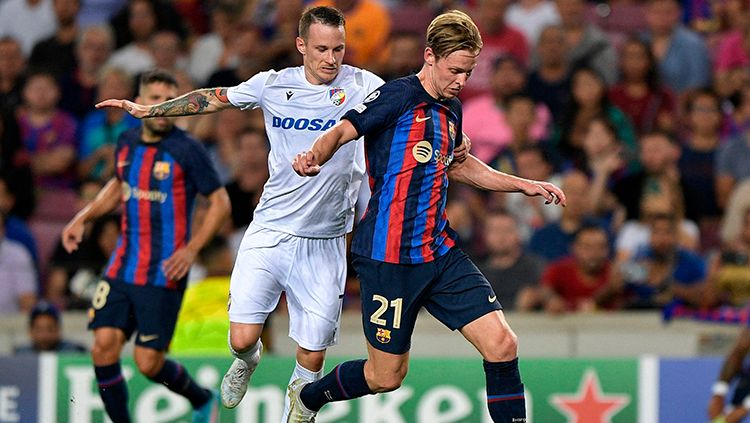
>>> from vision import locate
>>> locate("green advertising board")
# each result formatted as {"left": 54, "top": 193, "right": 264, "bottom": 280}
{"left": 50, "top": 355, "right": 639, "bottom": 422}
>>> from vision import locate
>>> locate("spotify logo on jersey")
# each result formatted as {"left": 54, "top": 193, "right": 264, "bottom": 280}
{"left": 412, "top": 141, "right": 433, "bottom": 163}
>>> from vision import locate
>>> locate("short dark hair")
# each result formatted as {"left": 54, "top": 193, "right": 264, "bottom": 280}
{"left": 30, "top": 301, "right": 61, "bottom": 327}
{"left": 298, "top": 6, "right": 345, "bottom": 40}
{"left": 139, "top": 69, "right": 177, "bottom": 92}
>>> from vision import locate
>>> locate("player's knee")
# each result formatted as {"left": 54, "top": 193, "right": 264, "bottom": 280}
{"left": 229, "top": 327, "right": 261, "bottom": 353}
{"left": 134, "top": 350, "right": 164, "bottom": 377}
{"left": 91, "top": 337, "right": 120, "bottom": 364}
{"left": 482, "top": 328, "right": 519, "bottom": 362}
{"left": 366, "top": 365, "right": 408, "bottom": 393}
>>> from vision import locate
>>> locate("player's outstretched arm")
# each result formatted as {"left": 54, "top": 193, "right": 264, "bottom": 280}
{"left": 292, "top": 119, "right": 359, "bottom": 177}
{"left": 96, "top": 88, "right": 234, "bottom": 118}
{"left": 61, "top": 177, "right": 122, "bottom": 253}
{"left": 448, "top": 154, "right": 567, "bottom": 206}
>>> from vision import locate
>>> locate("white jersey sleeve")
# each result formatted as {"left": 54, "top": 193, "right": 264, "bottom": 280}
{"left": 227, "top": 70, "right": 275, "bottom": 110}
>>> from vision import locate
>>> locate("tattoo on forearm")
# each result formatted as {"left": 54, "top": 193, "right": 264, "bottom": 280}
{"left": 146, "top": 88, "right": 229, "bottom": 117}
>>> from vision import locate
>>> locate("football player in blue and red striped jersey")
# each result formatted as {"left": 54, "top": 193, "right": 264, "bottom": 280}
{"left": 290, "top": 10, "right": 566, "bottom": 423}
{"left": 61, "top": 69, "right": 230, "bottom": 423}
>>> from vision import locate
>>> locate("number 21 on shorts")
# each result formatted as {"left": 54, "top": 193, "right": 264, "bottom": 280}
{"left": 370, "top": 295, "right": 403, "bottom": 328}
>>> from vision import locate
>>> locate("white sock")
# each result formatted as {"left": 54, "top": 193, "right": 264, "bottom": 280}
{"left": 228, "top": 334, "right": 262, "bottom": 369}
{"left": 283, "top": 360, "right": 324, "bottom": 417}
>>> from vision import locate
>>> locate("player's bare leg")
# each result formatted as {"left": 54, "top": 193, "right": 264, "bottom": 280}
{"left": 222, "top": 322, "right": 264, "bottom": 408}
{"left": 461, "top": 310, "right": 525, "bottom": 422}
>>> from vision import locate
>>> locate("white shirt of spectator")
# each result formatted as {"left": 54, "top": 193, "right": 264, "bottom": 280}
{"left": 0, "top": 237, "right": 37, "bottom": 314}
{"left": 227, "top": 65, "right": 383, "bottom": 238}
{"left": 0, "top": 0, "right": 56, "bottom": 56}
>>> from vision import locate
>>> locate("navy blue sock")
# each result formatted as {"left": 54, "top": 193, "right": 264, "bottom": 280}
{"left": 148, "top": 359, "right": 211, "bottom": 408}
{"left": 299, "top": 359, "right": 373, "bottom": 412}
{"left": 484, "top": 358, "right": 526, "bottom": 423}
{"left": 95, "top": 362, "right": 131, "bottom": 423}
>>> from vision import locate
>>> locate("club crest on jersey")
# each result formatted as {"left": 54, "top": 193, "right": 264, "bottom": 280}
{"left": 448, "top": 121, "right": 457, "bottom": 142}
{"left": 413, "top": 140, "right": 433, "bottom": 164}
{"left": 329, "top": 87, "right": 346, "bottom": 106}
{"left": 376, "top": 328, "right": 391, "bottom": 344}
{"left": 153, "top": 161, "right": 171, "bottom": 180}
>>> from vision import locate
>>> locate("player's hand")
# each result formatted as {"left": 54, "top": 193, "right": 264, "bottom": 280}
{"left": 61, "top": 220, "right": 85, "bottom": 253}
{"left": 453, "top": 132, "right": 472, "bottom": 164}
{"left": 162, "top": 246, "right": 197, "bottom": 281}
{"left": 708, "top": 395, "right": 726, "bottom": 419}
{"left": 292, "top": 151, "right": 321, "bottom": 177}
{"left": 521, "top": 179, "right": 567, "bottom": 207}
{"left": 95, "top": 99, "right": 150, "bottom": 119}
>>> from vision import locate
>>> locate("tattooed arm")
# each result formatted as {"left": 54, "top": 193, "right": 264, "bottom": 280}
{"left": 95, "top": 88, "right": 234, "bottom": 118}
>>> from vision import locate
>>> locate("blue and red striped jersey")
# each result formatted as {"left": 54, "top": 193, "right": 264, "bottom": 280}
{"left": 104, "top": 127, "right": 221, "bottom": 289}
{"left": 344, "top": 75, "right": 462, "bottom": 264}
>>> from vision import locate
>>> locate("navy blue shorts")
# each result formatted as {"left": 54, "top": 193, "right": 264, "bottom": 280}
{"left": 732, "top": 367, "right": 750, "bottom": 406}
{"left": 353, "top": 248, "right": 502, "bottom": 354}
{"left": 87, "top": 279, "right": 184, "bottom": 351}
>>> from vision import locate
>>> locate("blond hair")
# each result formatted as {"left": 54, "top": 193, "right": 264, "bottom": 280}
{"left": 426, "top": 10, "right": 483, "bottom": 59}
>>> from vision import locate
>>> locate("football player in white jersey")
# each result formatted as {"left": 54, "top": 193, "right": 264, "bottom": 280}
{"left": 97, "top": 6, "right": 385, "bottom": 419}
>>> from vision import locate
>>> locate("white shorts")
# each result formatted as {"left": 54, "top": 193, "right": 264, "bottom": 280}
{"left": 228, "top": 223, "right": 346, "bottom": 351}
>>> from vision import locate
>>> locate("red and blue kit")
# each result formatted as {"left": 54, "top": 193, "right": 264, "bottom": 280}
{"left": 345, "top": 75, "right": 462, "bottom": 264}
{"left": 104, "top": 127, "right": 221, "bottom": 289}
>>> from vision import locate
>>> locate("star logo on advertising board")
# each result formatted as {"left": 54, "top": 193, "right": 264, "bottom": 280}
{"left": 550, "top": 369, "right": 630, "bottom": 423}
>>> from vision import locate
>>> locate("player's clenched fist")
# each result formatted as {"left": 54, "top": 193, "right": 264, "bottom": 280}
{"left": 292, "top": 151, "right": 322, "bottom": 176}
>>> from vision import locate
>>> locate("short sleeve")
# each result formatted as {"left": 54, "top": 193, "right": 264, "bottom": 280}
{"left": 185, "top": 141, "right": 223, "bottom": 196}
{"left": 227, "top": 71, "right": 273, "bottom": 110}
{"left": 342, "top": 79, "right": 409, "bottom": 137}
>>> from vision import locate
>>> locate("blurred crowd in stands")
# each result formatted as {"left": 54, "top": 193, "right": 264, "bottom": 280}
{"left": 2, "top": 0, "right": 750, "bottom": 325}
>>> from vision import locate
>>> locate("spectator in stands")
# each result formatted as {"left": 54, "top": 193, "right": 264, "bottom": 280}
{"left": 0, "top": 37, "right": 26, "bottom": 113}
{"left": 0, "top": 110, "right": 34, "bottom": 219}
{"left": 612, "top": 212, "right": 707, "bottom": 309}
{"left": 529, "top": 169, "right": 604, "bottom": 260}
{"left": 148, "top": 30, "right": 187, "bottom": 76}
{"left": 554, "top": 66, "right": 637, "bottom": 169}
{"left": 555, "top": 0, "right": 617, "bottom": 84}
{"left": 490, "top": 93, "right": 552, "bottom": 174}
{"left": 0, "top": 0, "right": 57, "bottom": 56}
{"left": 106, "top": 0, "right": 159, "bottom": 76}
{"left": 0, "top": 210, "right": 37, "bottom": 314}
{"left": 387, "top": 0, "right": 434, "bottom": 36}
{"left": 679, "top": 89, "right": 723, "bottom": 246}
{"left": 250, "top": 0, "right": 304, "bottom": 71}
{"left": 504, "top": 145, "right": 563, "bottom": 241}
{"left": 78, "top": 0, "right": 126, "bottom": 27}
{"left": 537, "top": 224, "right": 615, "bottom": 313}
{"left": 705, "top": 207, "right": 750, "bottom": 307}
{"left": 225, "top": 128, "right": 269, "bottom": 236}
{"left": 17, "top": 71, "right": 78, "bottom": 193}
{"left": 188, "top": 1, "right": 245, "bottom": 86}
{"left": 379, "top": 31, "right": 424, "bottom": 82}
{"left": 527, "top": 24, "right": 571, "bottom": 123}
{"left": 615, "top": 192, "right": 700, "bottom": 262}
{"left": 108, "top": 0, "right": 185, "bottom": 50}
{"left": 505, "top": 0, "right": 560, "bottom": 45}
{"left": 609, "top": 37, "right": 676, "bottom": 135}
{"left": 464, "top": 0, "right": 529, "bottom": 99}
{"left": 28, "top": 0, "right": 81, "bottom": 78}
{"left": 0, "top": 174, "right": 37, "bottom": 266}
{"left": 46, "top": 211, "right": 118, "bottom": 309}
{"left": 464, "top": 56, "right": 551, "bottom": 163}
{"left": 14, "top": 300, "right": 86, "bottom": 353}
{"left": 206, "top": 21, "right": 265, "bottom": 88}
{"left": 643, "top": 0, "right": 711, "bottom": 96}
{"left": 59, "top": 25, "right": 115, "bottom": 119}
{"left": 579, "top": 116, "right": 629, "bottom": 222}
{"left": 717, "top": 91, "right": 750, "bottom": 209}
{"left": 478, "top": 210, "right": 545, "bottom": 311}
{"left": 613, "top": 130, "right": 686, "bottom": 221}
{"left": 78, "top": 67, "right": 138, "bottom": 182}
{"left": 313, "top": 0, "right": 391, "bottom": 69}
{"left": 723, "top": 84, "right": 750, "bottom": 141}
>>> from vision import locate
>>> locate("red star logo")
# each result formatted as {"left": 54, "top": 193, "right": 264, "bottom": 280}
{"left": 550, "top": 369, "right": 630, "bottom": 423}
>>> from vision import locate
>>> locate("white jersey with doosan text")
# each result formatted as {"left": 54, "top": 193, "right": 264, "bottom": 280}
{"left": 227, "top": 65, "right": 383, "bottom": 238}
